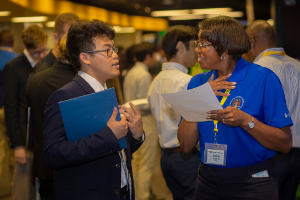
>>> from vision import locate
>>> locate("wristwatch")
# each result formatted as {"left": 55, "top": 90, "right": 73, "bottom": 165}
{"left": 244, "top": 117, "right": 254, "bottom": 131}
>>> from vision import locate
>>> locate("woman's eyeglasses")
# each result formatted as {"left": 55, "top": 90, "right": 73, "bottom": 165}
{"left": 194, "top": 41, "right": 212, "bottom": 52}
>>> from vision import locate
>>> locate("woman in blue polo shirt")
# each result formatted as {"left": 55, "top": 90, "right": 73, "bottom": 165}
{"left": 177, "top": 16, "right": 293, "bottom": 200}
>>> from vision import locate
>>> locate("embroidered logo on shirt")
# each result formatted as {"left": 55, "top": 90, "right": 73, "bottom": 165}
{"left": 229, "top": 96, "right": 244, "bottom": 109}
{"left": 284, "top": 113, "right": 291, "bottom": 118}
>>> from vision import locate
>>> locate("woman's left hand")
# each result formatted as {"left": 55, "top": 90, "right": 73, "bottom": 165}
{"left": 207, "top": 106, "right": 251, "bottom": 128}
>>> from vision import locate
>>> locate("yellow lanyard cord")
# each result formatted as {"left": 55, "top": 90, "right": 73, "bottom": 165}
{"left": 213, "top": 89, "right": 231, "bottom": 144}
{"left": 261, "top": 51, "right": 286, "bottom": 58}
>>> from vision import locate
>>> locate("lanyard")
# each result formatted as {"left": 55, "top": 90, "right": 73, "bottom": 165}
{"left": 261, "top": 50, "right": 286, "bottom": 58}
{"left": 213, "top": 89, "right": 231, "bottom": 144}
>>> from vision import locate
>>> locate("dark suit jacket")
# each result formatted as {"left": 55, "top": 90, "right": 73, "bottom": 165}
{"left": 3, "top": 53, "right": 32, "bottom": 147}
{"left": 43, "top": 74, "right": 143, "bottom": 200}
{"left": 26, "top": 61, "right": 77, "bottom": 180}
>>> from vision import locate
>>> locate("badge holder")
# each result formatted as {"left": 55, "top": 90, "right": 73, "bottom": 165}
{"left": 204, "top": 143, "right": 227, "bottom": 166}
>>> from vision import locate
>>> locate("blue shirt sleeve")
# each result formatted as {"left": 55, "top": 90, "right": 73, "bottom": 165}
{"left": 262, "top": 72, "right": 293, "bottom": 128}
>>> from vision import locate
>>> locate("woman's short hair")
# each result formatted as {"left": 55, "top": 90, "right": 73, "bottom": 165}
{"left": 199, "top": 16, "right": 251, "bottom": 60}
{"left": 66, "top": 19, "right": 115, "bottom": 70}
{"left": 162, "top": 25, "right": 198, "bottom": 61}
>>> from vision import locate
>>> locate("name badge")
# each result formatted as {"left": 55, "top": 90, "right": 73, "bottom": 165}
{"left": 204, "top": 143, "right": 227, "bottom": 166}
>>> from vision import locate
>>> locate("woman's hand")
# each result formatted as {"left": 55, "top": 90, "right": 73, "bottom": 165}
{"left": 208, "top": 74, "right": 237, "bottom": 96}
{"left": 207, "top": 106, "right": 251, "bottom": 129}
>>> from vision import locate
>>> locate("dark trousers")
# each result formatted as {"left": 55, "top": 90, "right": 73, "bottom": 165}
{"left": 161, "top": 149, "right": 200, "bottom": 200}
{"left": 274, "top": 148, "right": 300, "bottom": 200}
{"left": 39, "top": 179, "right": 54, "bottom": 200}
{"left": 196, "top": 159, "right": 278, "bottom": 200}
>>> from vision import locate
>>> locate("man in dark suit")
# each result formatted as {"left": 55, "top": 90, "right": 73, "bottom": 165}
{"left": 43, "top": 20, "right": 144, "bottom": 200}
{"left": 26, "top": 34, "right": 76, "bottom": 199}
{"left": 3, "top": 24, "right": 48, "bottom": 200}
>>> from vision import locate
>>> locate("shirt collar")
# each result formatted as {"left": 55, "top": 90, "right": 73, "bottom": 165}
{"left": 135, "top": 62, "right": 149, "bottom": 71}
{"left": 0, "top": 46, "right": 14, "bottom": 52}
{"left": 23, "top": 49, "right": 36, "bottom": 67}
{"left": 78, "top": 71, "right": 107, "bottom": 92}
{"left": 212, "top": 57, "right": 249, "bottom": 82}
{"left": 162, "top": 62, "right": 188, "bottom": 74}
{"left": 254, "top": 48, "right": 285, "bottom": 62}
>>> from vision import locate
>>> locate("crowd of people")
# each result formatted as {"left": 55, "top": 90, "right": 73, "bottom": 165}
{"left": 0, "top": 12, "right": 299, "bottom": 200}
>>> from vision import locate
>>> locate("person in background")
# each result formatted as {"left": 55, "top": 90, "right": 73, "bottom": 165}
{"left": 43, "top": 19, "right": 144, "bottom": 200}
{"left": 177, "top": 16, "right": 292, "bottom": 200}
{"left": 29, "top": 13, "right": 79, "bottom": 77}
{"left": 26, "top": 33, "right": 77, "bottom": 200}
{"left": 0, "top": 29, "right": 18, "bottom": 197}
{"left": 3, "top": 24, "right": 48, "bottom": 200}
{"left": 123, "top": 42, "right": 158, "bottom": 200}
{"left": 147, "top": 25, "right": 200, "bottom": 200}
{"left": 243, "top": 20, "right": 300, "bottom": 200}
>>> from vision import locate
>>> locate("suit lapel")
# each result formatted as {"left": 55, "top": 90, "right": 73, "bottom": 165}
{"left": 73, "top": 74, "right": 95, "bottom": 94}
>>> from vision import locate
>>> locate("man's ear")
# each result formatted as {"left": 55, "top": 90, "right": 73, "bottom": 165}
{"left": 53, "top": 33, "right": 59, "bottom": 45}
{"left": 176, "top": 41, "right": 186, "bottom": 53}
{"left": 79, "top": 53, "right": 91, "bottom": 65}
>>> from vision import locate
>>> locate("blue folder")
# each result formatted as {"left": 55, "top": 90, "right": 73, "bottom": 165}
{"left": 58, "top": 88, "right": 127, "bottom": 149}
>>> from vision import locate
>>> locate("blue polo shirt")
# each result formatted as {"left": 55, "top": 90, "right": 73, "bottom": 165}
{"left": 186, "top": 57, "right": 293, "bottom": 168}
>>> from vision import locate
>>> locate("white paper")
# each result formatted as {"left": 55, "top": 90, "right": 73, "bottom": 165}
{"left": 161, "top": 82, "right": 222, "bottom": 122}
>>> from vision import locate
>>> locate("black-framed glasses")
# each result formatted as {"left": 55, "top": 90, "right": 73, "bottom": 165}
{"left": 86, "top": 48, "right": 118, "bottom": 57}
{"left": 194, "top": 41, "right": 212, "bottom": 52}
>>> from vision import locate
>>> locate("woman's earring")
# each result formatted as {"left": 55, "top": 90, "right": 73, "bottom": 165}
{"left": 220, "top": 56, "right": 226, "bottom": 60}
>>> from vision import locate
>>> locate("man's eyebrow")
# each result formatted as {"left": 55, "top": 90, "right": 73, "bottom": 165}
{"left": 103, "top": 44, "right": 113, "bottom": 48}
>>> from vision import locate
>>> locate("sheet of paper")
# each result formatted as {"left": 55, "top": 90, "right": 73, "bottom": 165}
{"left": 161, "top": 82, "right": 222, "bottom": 122}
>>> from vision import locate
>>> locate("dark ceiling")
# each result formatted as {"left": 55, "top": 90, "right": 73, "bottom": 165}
{"left": 68, "top": 0, "right": 272, "bottom": 27}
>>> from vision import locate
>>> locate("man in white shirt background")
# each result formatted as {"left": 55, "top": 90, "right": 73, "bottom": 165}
{"left": 123, "top": 42, "right": 158, "bottom": 200}
{"left": 243, "top": 20, "right": 300, "bottom": 200}
{"left": 147, "top": 25, "right": 200, "bottom": 200}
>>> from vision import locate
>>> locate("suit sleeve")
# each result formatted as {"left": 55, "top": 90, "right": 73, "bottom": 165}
{"left": 43, "top": 89, "right": 123, "bottom": 169}
{"left": 3, "top": 64, "right": 23, "bottom": 147}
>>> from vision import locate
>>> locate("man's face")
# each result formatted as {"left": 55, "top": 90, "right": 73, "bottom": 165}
{"left": 184, "top": 40, "right": 197, "bottom": 68}
{"left": 87, "top": 36, "right": 119, "bottom": 85}
{"left": 27, "top": 42, "right": 48, "bottom": 63}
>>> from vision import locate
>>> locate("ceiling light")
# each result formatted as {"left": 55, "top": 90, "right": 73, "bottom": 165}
{"left": 145, "top": 7, "right": 151, "bottom": 13}
{"left": 192, "top": 8, "right": 232, "bottom": 14}
{"left": 0, "top": 11, "right": 11, "bottom": 16}
{"left": 46, "top": 21, "right": 55, "bottom": 27}
{"left": 135, "top": 4, "right": 140, "bottom": 9}
{"left": 206, "top": 11, "right": 244, "bottom": 18}
{"left": 11, "top": 16, "right": 48, "bottom": 23}
{"left": 151, "top": 10, "right": 190, "bottom": 17}
{"left": 113, "top": 26, "right": 136, "bottom": 33}
{"left": 169, "top": 14, "right": 205, "bottom": 21}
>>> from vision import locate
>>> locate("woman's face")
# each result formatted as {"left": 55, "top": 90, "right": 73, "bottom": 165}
{"left": 196, "top": 34, "right": 223, "bottom": 70}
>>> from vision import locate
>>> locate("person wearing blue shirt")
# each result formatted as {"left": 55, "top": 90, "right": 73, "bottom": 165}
{"left": 178, "top": 16, "right": 293, "bottom": 200}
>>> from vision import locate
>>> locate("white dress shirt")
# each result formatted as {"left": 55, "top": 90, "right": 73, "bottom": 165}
{"left": 24, "top": 49, "right": 36, "bottom": 67}
{"left": 147, "top": 62, "right": 192, "bottom": 148}
{"left": 254, "top": 48, "right": 300, "bottom": 147}
{"left": 78, "top": 71, "right": 129, "bottom": 188}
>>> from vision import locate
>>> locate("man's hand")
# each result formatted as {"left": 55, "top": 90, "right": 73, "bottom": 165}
{"left": 208, "top": 74, "right": 236, "bottom": 96}
{"left": 107, "top": 107, "right": 128, "bottom": 140}
{"left": 14, "top": 146, "right": 27, "bottom": 164}
{"left": 120, "top": 102, "right": 143, "bottom": 140}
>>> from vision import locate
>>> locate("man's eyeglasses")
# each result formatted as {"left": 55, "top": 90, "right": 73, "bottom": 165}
{"left": 194, "top": 41, "right": 212, "bottom": 52}
{"left": 86, "top": 48, "right": 118, "bottom": 57}
{"left": 30, "top": 48, "right": 49, "bottom": 58}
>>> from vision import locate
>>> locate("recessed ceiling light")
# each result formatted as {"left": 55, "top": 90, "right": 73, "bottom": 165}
{"left": 162, "top": 0, "right": 174, "bottom": 5}
{"left": 135, "top": 4, "right": 140, "bottom": 9}
{"left": 145, "top": 7, "right": 151, "bottom": 13}
{"left": 151, "top": 10, "right": 190, "bottom": 17}
{"left": 11, "top": 16, "right": 48, "bottom": 23}
{"left": 46, "top": 21, "right": 55, "bottom": 27}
